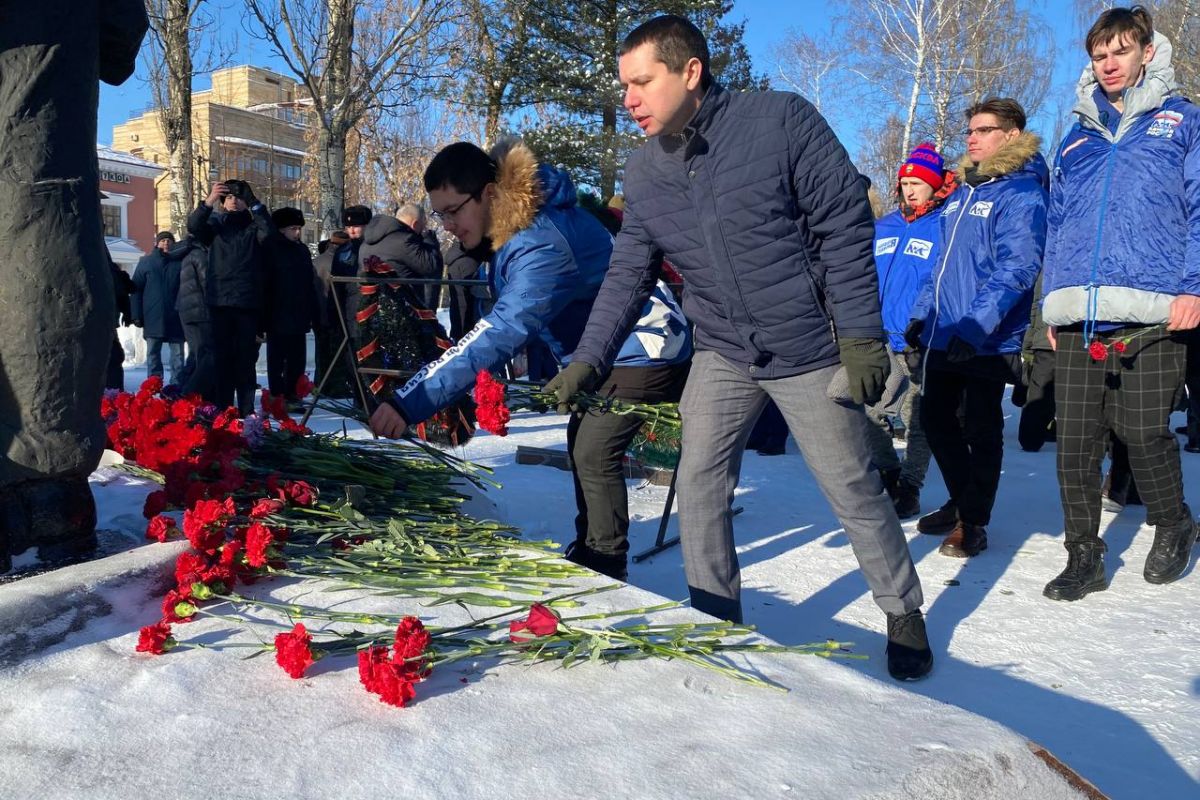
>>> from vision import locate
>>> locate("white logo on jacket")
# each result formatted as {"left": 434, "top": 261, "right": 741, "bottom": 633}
{"left": 968, "top": 201, "right": 994, "bottom": 218}
{"left": 942, "top": 200, "right": 961, "bottom": 216}
{"left": 903, "top": 239, "right": 933, "bottom": 259}
{"left": 396, "top": 320, "right": 494, "bottom": 398}
{"left": 1148, "top": 111, "right": 1183, "bottom": 138}
{"left": 875, "top": 237, "right": 899, "bottom": 256}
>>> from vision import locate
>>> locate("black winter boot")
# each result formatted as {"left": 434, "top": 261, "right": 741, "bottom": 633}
{"left": 563, "top": 540, "right": 628, "bottom": 582}
{"left": 886, "top": 609, "right": 933, "bottom": 681}
{"left": 917, "top": 502, "right": 957, "bottom": 534}
{"left": 1043, "top": 542, "right": 1108, "bottom": 601}
{"left": 1144, "top": 512, "right": 1198, "bottom": 585}
{"left": 893, "top": 481, "right": 921, "bottom": 519}
{"left": 880, "top": 467, "right": 901, "bottom": 501}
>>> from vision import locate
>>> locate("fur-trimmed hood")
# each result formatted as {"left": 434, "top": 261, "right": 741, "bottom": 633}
{"left": 486, "top": 140, "right": 583, "bottom": 250}
{"left": 955, "top": 130, "right": 1045, "bottom": 183}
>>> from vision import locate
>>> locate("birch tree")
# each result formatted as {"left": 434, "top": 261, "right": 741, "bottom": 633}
{"left": 243, "top": 0, "right": 455, "bottom": 235}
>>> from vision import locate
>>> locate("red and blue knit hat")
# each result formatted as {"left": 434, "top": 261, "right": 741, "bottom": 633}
{"left": 898, "top": 142, "right": 944, "bottom": 190}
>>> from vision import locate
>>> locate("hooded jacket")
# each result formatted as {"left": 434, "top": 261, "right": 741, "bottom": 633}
{"left": 1041, "top": 33, "right": 1200, "bottom": 328}
{"left": 909, "top": 132, "right": 1048, "bottom": 354}
{"left": 874, "top": 174, "right": 957, "bottom": 352}
{"left": 358, "top": 215, "right": 443, "bottom": 306}
{"left": 391, "top": 142, "right": 689, "bottom": 424}
{"left": 571, "top": 84, "right": 881, "bottom": 380}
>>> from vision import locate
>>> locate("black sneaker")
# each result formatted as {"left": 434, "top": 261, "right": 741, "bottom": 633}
{"left": 1144, "top": 513, "right": 1198, "bottom": 585}
{"left": 917, "top": 502, "right": 957, "bottom": 535}
{"left": 893, "top": 481, "right": 921, "bottom": 519}
{"left": 1043, "top": 543, "right": 1108, "bottom": 601}
{"left": 886, "top": 609, "right": 933, "bottom": 681}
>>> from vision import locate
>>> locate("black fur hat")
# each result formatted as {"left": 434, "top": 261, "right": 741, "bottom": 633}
{"left": 272, "top": 207, "right": 305, "bottom": 228}
{"left": 341, "top": 205, "right": 373, "bottom": 226}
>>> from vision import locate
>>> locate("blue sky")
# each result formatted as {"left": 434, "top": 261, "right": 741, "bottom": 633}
{"left": 99, "top": 1, "right": 1086, "bottom": 156}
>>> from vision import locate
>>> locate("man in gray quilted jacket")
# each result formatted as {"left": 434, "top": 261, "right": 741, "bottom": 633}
{"left": 548, "top": 14, "right": 931, "bottom": 681}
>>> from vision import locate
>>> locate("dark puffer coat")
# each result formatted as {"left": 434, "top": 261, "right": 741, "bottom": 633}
{"left": 572, "top": 84, "right": 881, "bottom": 379}
{"left": 177, "top": 241, "right": 210, "bottom": 325}
{"left": 186, "top": 203, "right": 272, "bottom": 310}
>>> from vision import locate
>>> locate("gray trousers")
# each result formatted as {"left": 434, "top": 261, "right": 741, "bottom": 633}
{"left": 864, "top": 350, "right": 932, "bottom": 488}
{"left": 676, "top": 351, "right": 924, "bottom": 621}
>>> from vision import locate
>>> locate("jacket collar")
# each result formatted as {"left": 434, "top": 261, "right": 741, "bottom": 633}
{"left": 660, "top": 83, "right": 728, "bottom": 156}
{"left": 955, "top": 131, "right": 1042, "bottom": 186}
{"left": 487, "top": 141, "right": 542, "bottom": 250}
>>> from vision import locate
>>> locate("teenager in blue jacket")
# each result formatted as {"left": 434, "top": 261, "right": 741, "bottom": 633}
{"left": 368, "top": 141, "right": 691, "bottom": 580}
{"left": 867, "top": 143, "right": 955, "bottom": 519}
{"left": 1040, "top": 8, "right": 1200, "bottom": 600}
{"left": 906, "top": 98, "right": 1047, "bottom": 559}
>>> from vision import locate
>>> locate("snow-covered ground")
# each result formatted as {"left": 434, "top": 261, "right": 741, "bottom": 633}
{"left": 3, "top": 363, "right": 1197, "bottom": 798}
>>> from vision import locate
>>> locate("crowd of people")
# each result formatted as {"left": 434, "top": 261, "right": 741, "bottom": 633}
{"left": 106, "top": 5, "right": 1198, "bottom": 684}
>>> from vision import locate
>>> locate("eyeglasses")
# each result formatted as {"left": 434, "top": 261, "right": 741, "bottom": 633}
{"left": 963, "top": 125, "right": 1005, "bottom": 137}
{"left": 431, "top": 192, "right": 479, "bottom": 224}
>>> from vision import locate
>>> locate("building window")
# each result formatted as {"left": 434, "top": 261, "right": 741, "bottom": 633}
{"left": 101, "top": 203, "right": 124, "bottom": 238}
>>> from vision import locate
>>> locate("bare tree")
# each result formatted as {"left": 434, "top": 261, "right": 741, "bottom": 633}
{"left": 771, "top": 28, "right": 842, "bottom": 115}
{"left": 144, "top": 0, "right": 227, "bottom": 234}
{"left": 243, "top": 0, "right": 456, "bottom": 235}
{"left": 455, "top": 0, "right": 532, "bottom": 147}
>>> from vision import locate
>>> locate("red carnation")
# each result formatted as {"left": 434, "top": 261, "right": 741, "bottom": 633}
{"left": 295, "top": 373, "right": 315, "bottom": 398}
{"left": 358, "top": 646, "right": 418, "bottom": 707}
{"left": 509, "top": 603, "right": 560, "bottom": 642}
{"left": 136, "top": 622, "right": 175, "bottom": 655}
{"left": 284, "top": 480, "right": 317, "bottom": 507}
{"left": 1089, "top": 340, "right": 1109, "bottom": 361}
{"left": 145, "top": 514, "right": 177, "bottom": 543}
{"left": 1113, "top": 340, "right": 1128, "bottom": 353}
{"left": 274, "top": 623, "right": 317, "bottom": 679}
{"left": 139, "top": 376, "right": 164, "bottom": 396}
{"left": 473, "top": 371, "right": 512, "bottom": 436}
{"left": 143, "top": 490, "right": 169, "bottom": 520}
{"left": 279, "top": 418, "right": 310, "bottom": 436}
{"left": 393, "top": 616, "right": 431, "bottom": 668}
{"left": 245, "top": 522, "right": 276, "bottom": 568}
{"left": 249, "top": 498, "right": 284, "bottom": 519}
{"left": 175, "top": 550, "right": 208, "bottom": 589}
{"left": 162, "top": 589, "right": 197, "bottom": 624}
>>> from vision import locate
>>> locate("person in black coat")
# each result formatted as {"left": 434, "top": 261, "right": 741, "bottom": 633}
{"left": 265, "top": 207, "right": 317, "bottom": 403}
{"left": 443, "top": 240, "right": 481, "bottom": 341}
{"left": 176, "top": 237, "right": 215, "bottom": 401}
{"left": 187, "top": 178, "right": 272, "bottom": 415}
{"left": 131, "top": 231, "right": 187, "bottom": 384}
{"left": 106, "top": 249, "right": 135, "bottom": 390}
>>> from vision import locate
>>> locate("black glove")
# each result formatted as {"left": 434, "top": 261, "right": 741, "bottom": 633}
{"left": 902, "top": 346, "right": 924, "bottom": 377}
{"left": 946, "top": 335, "right": 976, "bottom": 364}
{"left": 903, "top": 319, "right": 925, "bottom": 351}
{"left": 543, "top": 361, "right": 597, "bottom": 414}
{"left": 837, "top": 338, "right": 891, "bottom": 406}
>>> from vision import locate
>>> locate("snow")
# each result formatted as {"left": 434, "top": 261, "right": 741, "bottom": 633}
{"left": 213, "top": 135, "right": 308, "bottom": 158}
{"left": 3, "top": 371, "right": 1198, "bottom": 798}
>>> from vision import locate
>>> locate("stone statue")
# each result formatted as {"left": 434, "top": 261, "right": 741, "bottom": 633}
{"left": 0, "top": 1, "right": 149, "bottom": 569}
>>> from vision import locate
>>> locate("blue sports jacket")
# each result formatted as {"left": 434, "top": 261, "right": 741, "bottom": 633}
{"left": 391, "top": 143, "right": 689, "bottom": 424}
{"left": 1041, "top": 33, "right": 1200, "bottom": 329}
{"left": 874, "top": 203, "right": 945, "bottom": 352}
{"left": 909, "top": 133, "right": 1048, "bottom": 354}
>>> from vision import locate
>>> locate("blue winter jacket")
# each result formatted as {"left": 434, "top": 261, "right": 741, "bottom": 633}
{"left": 131, "top": 244, "right": 187, "bottom": 341}
{"left": 391, "top": 143, "right": 690, "bottom": 424}
{"left": 909, "top": 133, "right": 1048, "bottom": 354}
{"left": 571, "top": 84, "right": 881, "bottom": 379}
{"left": 874, "top": 205, "right": 945, "bottom": 352}
{"left": 1041, "top": 34, "right": 1200, "bottom": 328}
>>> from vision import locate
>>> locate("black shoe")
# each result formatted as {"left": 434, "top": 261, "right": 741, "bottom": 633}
{"left": 1144, "top": 513, "right": 1198, "bottom": 584}
{"left": 1185, "top": 439, "right": 1200, "bottom": 454}
{"left": 754, "top": 443, "right": 786, "bottom": 456}
{"left": 917, "top": 502, "right": 958, "bottom": 535}
{"left": 938, "top": 522, "right": 988, "bottom": 558}
{"left": 886, "top": 609, "right": 933, "bottom": 681}
{"left": 1043, "top": 542, "right": 1108, "bottom": 601}
{"left": 893, "top": 481, "right": 921, "bottom": 519}
{"left": 563, "top": 540, "right": 628, "bottom": 582}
